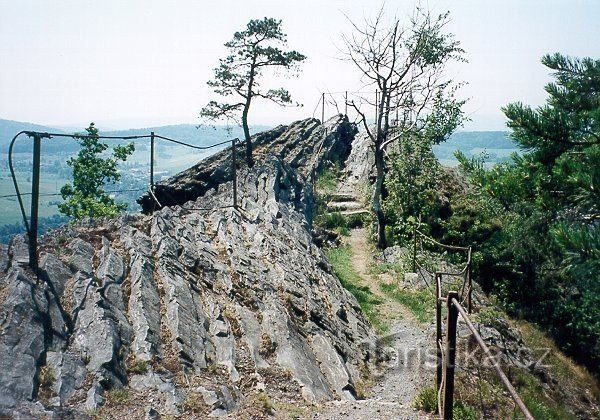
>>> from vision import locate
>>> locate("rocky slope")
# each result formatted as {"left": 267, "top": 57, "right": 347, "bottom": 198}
{"left": 0, "top": 116, "right": 386, "bottom": 418}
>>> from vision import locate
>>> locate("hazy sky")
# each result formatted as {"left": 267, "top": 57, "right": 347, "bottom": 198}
{"left": 1, "top": 0, "right": 599, "bottom": 131}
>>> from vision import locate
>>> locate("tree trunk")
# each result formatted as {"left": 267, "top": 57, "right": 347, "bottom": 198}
{"left": 241, "top": 104, "right": 253, "bottom": 167}
{"left": 242, "top": 54, "right": 257, "bottom": 167}
{"left": 373, "top": 143, "right": 386, "bottom": 249}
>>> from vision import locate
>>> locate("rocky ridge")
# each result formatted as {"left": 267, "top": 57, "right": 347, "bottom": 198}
{"left": 0, "top": 116, "right": 385, "bottom": 418}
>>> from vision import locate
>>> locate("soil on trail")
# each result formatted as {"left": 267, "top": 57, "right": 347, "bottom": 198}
{"left": 314, "top": 228, "right": 435, "bottom": 420}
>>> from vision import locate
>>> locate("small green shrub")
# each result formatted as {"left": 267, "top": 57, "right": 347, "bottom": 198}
{"left": 414, "top": 387, "right": 437, "bottom": 413}
{"left": 106, "top": 388, "right": 129, "bottom": 405}
{"left": 253, "top": 391, "right": 275, "bottom": 415}
{"left": 182, "top": 392, "right": 209, "bottom": 415}
{"left": 453, "top": 400, "right": 477, "bottom": 420}
{"left": 127, "top": 358, "right": 149, "bottom": 375}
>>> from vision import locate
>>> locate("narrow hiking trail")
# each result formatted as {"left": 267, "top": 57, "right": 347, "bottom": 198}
{"left": 314, "top": 227, "right": 435, "bottom": 420}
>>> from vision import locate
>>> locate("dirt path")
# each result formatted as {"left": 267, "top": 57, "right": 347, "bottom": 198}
{"left": 314, "top": 228, "right": 435, "bottom": 419}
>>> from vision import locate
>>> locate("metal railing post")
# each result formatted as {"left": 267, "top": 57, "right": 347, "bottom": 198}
{"left": 29, "top": 133, "right": 42, "bottom": 270}
{"left": 436, "top": 273, "right": 443, "bottom": 398}
{"left": 344, "top": 91, "right": 348, "bottom": 116}
{"left": 150, "top": 131, "right": 155, "bottom": 188}
{"left": 443, "top": 291, "right": 460, "bottom": 419}
{"left": 412, "top": 221, "right": 417, "bottom": 272}
{"left": 232, "top": 138, "right": 238, "bottom": 209}
{"left": 467, "top": 247, "right": 473, "bottom": 314}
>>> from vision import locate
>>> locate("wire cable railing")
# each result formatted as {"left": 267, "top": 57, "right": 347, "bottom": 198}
{"left": 6, "top": 129, "right": 242, "bottom": 270}
{"left": 416, "top": 229, "right": 533, "bottom": 419}
{"left": 435, "top": 286, "right": 534, "bottom": 419}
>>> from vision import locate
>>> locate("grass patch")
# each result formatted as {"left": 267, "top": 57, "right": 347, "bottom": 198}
{"left": 325, "top": 244, "right": 387, "bottom": 333}
{"left": 414, "top": 387, "right": 437, "bottom": 413}
{"left": 414, "top": 386, "right": 477, "bottom": 419}
{"left": 317, "top": 212, "right": 350, "bottom": 236}
{"left": 315, "top": 164, "right": 340, "bottom": 194}
{"left": 380, "top": 283, "right": 434, "bottom": 324}
{"left": 106, "top": 388, "right": 129, "bottom": 405}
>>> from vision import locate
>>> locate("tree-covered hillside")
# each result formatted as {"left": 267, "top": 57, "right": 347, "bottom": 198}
{"left": 433, "top": 130, "right": 518, "bottom": 166}
{"left": 442, "top": 54, "right": 600, "bottom": 376}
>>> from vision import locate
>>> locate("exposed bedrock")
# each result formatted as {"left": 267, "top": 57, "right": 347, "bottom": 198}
{"left": 0, "top": 116, "right": 384, "bottom": 417}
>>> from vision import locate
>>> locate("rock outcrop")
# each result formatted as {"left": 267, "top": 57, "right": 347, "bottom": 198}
{"left": 0, "top": 116, "right": 383, "bottom": 418}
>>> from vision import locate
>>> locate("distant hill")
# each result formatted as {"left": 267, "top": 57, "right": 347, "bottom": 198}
{"left": 0, "top": 118, "right": 271, "bottom": 154}
{"left": 104, "top": 123, "right": 271, "bottom": 148}
{"left": 0, "top": 119, "right": 69, "bottom": 153}
{"left": 433, "top": 131, "right": 519, "bottom": 166}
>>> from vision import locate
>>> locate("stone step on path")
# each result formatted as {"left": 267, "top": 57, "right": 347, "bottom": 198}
{"left": 325, "top": 187, "right": 368, "bottom": 216}
{"left": 328, "top": 192, "right": 359, "bottom": 203}
{"left": 327, "top": 201, "right": 365, "bottom": 212}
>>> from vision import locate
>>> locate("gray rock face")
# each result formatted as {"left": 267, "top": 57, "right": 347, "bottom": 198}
{"left": 0, "top": 268, "right": 47, "bottom": 408}
{"left": 138, "top": 114, "right": 356, "bottom": 213}
{"left": 0, "top": 117, "right": 381, "bottom": 417}
{"left": 343, "top": 128, "right": 375, "bottom": 192}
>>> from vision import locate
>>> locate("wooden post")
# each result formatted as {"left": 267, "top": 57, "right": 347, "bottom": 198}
{"left": 232, "top": 138, "right": 237, "bottom": 209}
{"left": 443, "top": 291, "right": 460, "bottom": 419}
{"left": 436, "top": 273, "right": 443, "bottom": 398}
{"left": 150, "top": 131, "right": 155, "bottom": 188}
{"left": 321, "top": 92, "right": 325, "bottom": 123}
{"left": 29, "top": 134, "right": 41, "bottom": 270}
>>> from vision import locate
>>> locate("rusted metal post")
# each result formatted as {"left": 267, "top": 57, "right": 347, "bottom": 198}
{"left": 150, "top": 131, "right": 155, "bottom": 188}
{"left": 232, "top": 138, "right": 237, "bottom": 209}
{"left": 29, "top": 133, "right": 42, "bottom": 270}
{"left": 467, "top": 247, "right": 473, "bottom": 314}
{"left": 321, "top": 92, "right": 325, "bottom": 123}
{"left": 443, "top": 291, "right": 460, "bottom": 419}
{"left": 412, "top": 221, "right": 417, "bottom": 272}
{"left": 436, "top": 273, "right": 443, "bottom": 398}
{"left": 344, "top": 91, "right": 348, "bottom": 116}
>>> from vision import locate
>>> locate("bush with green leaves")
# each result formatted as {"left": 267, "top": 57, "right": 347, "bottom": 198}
{"left": 59, "top": 123, "right": 134, "bottom": 220}
{"left": 445, "top": 53, "right": 600, "bottom": 376}
{"left": 384, "top": 134, "right": 442, "bottom": 244}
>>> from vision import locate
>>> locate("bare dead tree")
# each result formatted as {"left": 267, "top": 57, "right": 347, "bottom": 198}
{"left": 342, "top": 5, "right": 467, "bottom": 248}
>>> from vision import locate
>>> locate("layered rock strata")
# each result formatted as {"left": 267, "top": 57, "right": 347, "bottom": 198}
{"left": 0, "top": 116, "right": 383, "bottom": 418}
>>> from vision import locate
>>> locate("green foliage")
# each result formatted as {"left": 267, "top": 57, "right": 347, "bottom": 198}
{"left": 453, "top": 401, "right": 478, "bottom": 420}
{"left": 343, "top": 7, "right": 467, "bottom": 248}
{"left": 512, "top": 370, "right": 572, "bottom": 420}
{"left": 414, "top": 386, "right": 476, "bottom": 419}
{"left": 201, "top": 17, "right": 305, "bottom": 164}
{"left": 384, "top": 134, "right": 441, "bottom": 243}
{"left": 59, "top": 123, "right": 134, "bottom": 220}
{"left": 414, "top": 387, "right": 437, "bottom": 412}
{"left": 446, "top": 53, "right": 600, "bottom": 376}
{"left": 325, "top": 245, "right": 386, "bottom": 332}
{"left": 315, "top": 164, "right": 340, "bottom": 194}
{"left": 106, "top": 388, "right": 129, "bottom": 405}
{"left": 318, "top": 212, "right": 349, "bottom": 236}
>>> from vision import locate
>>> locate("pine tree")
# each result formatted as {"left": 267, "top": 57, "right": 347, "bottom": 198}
{"left": 201, "top": 18, "right": 306, "bottom": 166}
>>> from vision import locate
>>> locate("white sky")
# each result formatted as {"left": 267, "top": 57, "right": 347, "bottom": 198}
{"left": 1, "top": 0, "right": 599, "bottom": 131}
